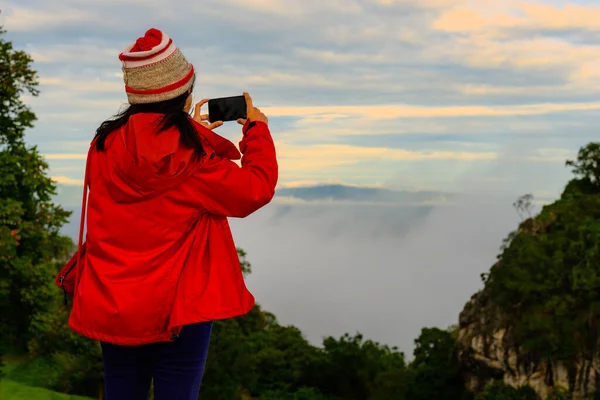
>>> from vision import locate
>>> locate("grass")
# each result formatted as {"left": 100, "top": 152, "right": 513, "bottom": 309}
{"left": 0, "top": 356, "right": 93, "bottom": 400}
{"left": 0, "top": 379, "right": 92, "bottom": 400}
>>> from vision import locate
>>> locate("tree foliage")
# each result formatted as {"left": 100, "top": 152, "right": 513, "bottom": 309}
{"left": 566, "top": 142, "right": 600, "bottom": 186}
{"left": 475, "top": 382, "right": 537, "bottom": 400}
{"left": 407, "top": 327, "right": 471, "bottom": 400}
{"left": 0, "top": 26, "right": 73, "bottom": 351}
{"left": 486, "top": 142, "right": 600, "bottom": 361}
{"left": 316, "top": 333, "right": 409, "bottom": 400}
{"left": 512, "top": 193, "right": 535, "bottom": 221}
{"left": 0, "top": 23, "right": 98, "bottom": 395}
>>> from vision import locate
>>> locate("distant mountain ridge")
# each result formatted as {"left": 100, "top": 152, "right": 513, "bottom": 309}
{"left": 54, "top": 183, "right": 453, "bottom": 208}
{"left": 276, "top": 184, "right": 453, "bottom": 204}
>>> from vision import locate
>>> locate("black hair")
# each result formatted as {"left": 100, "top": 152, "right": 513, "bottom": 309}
{"left": 94, "top": 90, "right": 205, "bottom": 159}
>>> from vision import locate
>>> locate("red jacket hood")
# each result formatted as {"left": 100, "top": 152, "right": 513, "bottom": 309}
{"left": 105, "top": 113, "right": 241, "bottom": 203}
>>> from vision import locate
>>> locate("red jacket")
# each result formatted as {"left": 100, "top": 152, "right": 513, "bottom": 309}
{"left": 55, "top": 115, "right": 278, "bottom": 345}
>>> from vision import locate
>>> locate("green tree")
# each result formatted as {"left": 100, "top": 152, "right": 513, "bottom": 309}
{"left": 260, "top": 387, "right": 328, "bottom": 400}
{"left": 200, "top": 303, "right": 324, "bottom": 399}
{"left": 0, "top": 24, "right": 98, "bottom": 397}
{"left": 27, "top": 292, "right": 103, "bottom": 396}
{"left": 407, "top": 327, "right": 469, "bottom": 400}
{"left": 0, "top": 26, "right": 73, "bottom": 351}
{"left": 246, "top": 324, "right": 323, "bottom": 396}
{"left": 475, "top": 382, "right": 537, "bottom": 400}
{"left": 314, "top": 333, "right": 409, "bottom": 400}
{"left": 565, "top": 142, "right": 600, "bottom": 186}
{"left": 0, "top": 348, "right": 4, "bottom": 380}
{"left": 238, "top": 247, "right": 252, "bottom": 276}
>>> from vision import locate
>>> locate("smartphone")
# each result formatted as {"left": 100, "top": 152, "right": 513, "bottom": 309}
{"left": 208, "top": 95, "right": 247, "bottom": 122}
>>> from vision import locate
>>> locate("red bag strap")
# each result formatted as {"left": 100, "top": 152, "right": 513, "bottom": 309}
{"left": 75, "top": 139, "right": 96, "bottom": 269}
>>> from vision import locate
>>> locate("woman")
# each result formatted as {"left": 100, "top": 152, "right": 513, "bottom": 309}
{"left": 55, "top": 28, "right": 278, "bottom": 400}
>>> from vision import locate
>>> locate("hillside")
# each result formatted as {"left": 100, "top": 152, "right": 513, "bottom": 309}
{"left": 456, "top": 143, "right": 600, "bottom": 399}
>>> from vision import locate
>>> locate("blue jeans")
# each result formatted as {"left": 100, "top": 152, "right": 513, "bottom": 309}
{"left": 101, "top": 321, "right": 213, "bottom": 400}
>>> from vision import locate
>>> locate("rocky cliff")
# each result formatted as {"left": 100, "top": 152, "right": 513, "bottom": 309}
{"left": 456, "top": 281, "right": 600, "bottom": 400}
{"left": 453, "top": 144, "right": 600, "bottom": 400}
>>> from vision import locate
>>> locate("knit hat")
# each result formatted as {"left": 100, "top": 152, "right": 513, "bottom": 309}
{"left": 119, "top": 28, "right": 195, "bottom": 104}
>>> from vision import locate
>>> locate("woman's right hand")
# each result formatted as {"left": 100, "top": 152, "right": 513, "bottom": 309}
{"left": 237, "top": 92, "right": 268, "bottom": 126}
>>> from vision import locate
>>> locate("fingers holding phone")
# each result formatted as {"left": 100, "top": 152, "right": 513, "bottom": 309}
{"left": 237, "top": 92, "right": 268, "bottom": 126}
{"left": 197, "top": 92, "right": 267, "bottom": 127}
{"left": 193, "top": 98, "right": 223, "bottom": 130}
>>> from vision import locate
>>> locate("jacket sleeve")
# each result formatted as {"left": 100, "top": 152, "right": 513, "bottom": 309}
{"left": 189, "top": 120, "right": 278, "bottom": 218}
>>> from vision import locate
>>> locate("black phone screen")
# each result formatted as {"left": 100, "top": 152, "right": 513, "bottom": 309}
{"left": 208, "top": 95, "right": 247, "bottom": 122}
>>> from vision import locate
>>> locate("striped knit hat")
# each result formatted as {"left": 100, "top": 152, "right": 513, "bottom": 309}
{"left": 119, "top": 28, "right": 195, "bottom": 104}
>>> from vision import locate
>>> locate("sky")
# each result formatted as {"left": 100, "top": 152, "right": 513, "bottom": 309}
{"left": 3, "top": 0, "right": 600, "bottom": 355}
{"left": 3, "top": 0, "right": 600, "bottom": 197}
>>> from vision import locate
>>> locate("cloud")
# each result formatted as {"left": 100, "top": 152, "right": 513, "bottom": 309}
{"left": 2, "top": 7, "right": 94, "bottom": 32}
{"left": 431, "top": 1, "right": 600, "bottom": 88}
{"left": 217, "top": 0, "right": 361, "bottom": 16}
{"left": 433, "top": 2, "right": 600, "bottom": 33}
{"left": 266, "top": 101, "right": 600, "bottom": 119}
{"left": 52, "top": 175, "right": 83, "bottom": 185}
{"left": 44, "top": 154, "right": 87, "bottom": 160}
{"left": 437, "top": 36, "right": 600, "bottom": 86}
{"left": 279, "top": 143, "right": 496, "bottom": 166}
{"left": 39, "top": 77, "right": 122, "bottom": 93}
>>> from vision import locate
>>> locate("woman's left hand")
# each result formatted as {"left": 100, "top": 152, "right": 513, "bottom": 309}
{"left": 193, "top": 99, "right": 223, "bottom": 130}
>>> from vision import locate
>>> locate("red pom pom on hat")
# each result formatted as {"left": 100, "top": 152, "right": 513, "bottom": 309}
{"left": 130, "top": 28, "right": 163, "bottom": 52}
{"left": 119, "top": 28, "right": 172, "bottom": 61}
